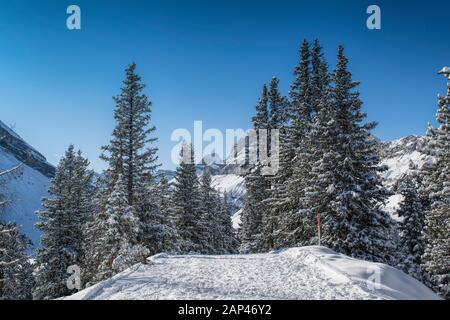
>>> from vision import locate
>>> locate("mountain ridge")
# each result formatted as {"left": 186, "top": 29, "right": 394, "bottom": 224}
{"left": 0, "top": 120, "right": 55, "bottom": 178}
{"left": 0, "top": 120, "right": 433, "bottom": 249}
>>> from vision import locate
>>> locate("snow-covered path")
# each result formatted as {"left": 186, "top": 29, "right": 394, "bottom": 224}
{"left": 66, "top": 247, "right": 439, "bottom": 300}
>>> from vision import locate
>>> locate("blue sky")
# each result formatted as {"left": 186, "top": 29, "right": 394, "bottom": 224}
{"left": 0, "top": 0, "right": 449, "bottom": 171}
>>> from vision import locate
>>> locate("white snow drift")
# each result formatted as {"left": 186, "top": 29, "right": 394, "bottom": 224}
{"left": 65, "top": 246, "right": 439, "bottom": 300}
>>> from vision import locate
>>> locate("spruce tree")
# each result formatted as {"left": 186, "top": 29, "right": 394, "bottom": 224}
{"left": 310, "top": 39, "right": 330, "bottom": 114}
{"left": 143, "top": 176, "right": 180, "bottom": 255}
{"left": 0, "top": 223, "right": 34, "bottom": 300}
{"left": 239, "top": 165, "right": 268, "bottom": 253}
{"left": 84, "top": 174, "right": 149, "bottom": 284}
{"left": 252, "top": 84, "right": 270, "bottom": 165}
{"left": 98, "top": 62, "right": 167, "bottom": 261}
{"left": 396, "top": 174, "right": 425, "bottom": 280}
{"left": 81, "top": 179, "right": 107, "bottom": 286}
{"left": 268, "top": 77, "right": 287, "bottom": 131}
{"left": 421, "top": 79, "right": 450, "bottom": 299}
{"left": 34, "top": 145, "right": 93, "bottom": 299}
{"left": 252, "top": 84, "right": 269, "bottom": 132}
{"left": 199, "top": 168, "right": 219, "bottom": 253}
{"left": 277, "top": 40, "right": 330, "bottom": 249}
{"left": 0, "top": 163, "right": 33, "bottom": 300}
{"left": 267, "top": 40, "right": 313, "bottom": 250}
{"left": 198, "top": 172, "right": 239, "bottom": 254}
{"left": 304, "top": 46, "right": 393, "bottom": 263}
{"left": 262, "top": 77, "right": 288, "bottom": 251}
{"left": 108, "top": 175, "right": 149, "bottom": 274}
{"left": 171, "top": 143, "right": 204, "bottom": 253}
{"left": 101, "top": 62, "right": 160, "bottom": 212}
{"left": 217, "top": 192, "right": 239, "bottom": 253}
{"left": 289, "top": 39, "right": 312, "bottom": 144}
{"left": 240, "top": 85, "right": 271, "bottom": 253}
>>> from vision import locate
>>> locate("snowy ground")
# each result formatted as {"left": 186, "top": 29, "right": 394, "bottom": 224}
{"left": 65, "top": 246, "right": 439, "bottom": 300}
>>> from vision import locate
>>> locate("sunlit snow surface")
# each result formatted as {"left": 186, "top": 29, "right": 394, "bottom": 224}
{"left": 65, "top": 246, "right": 439, "bottom": 300}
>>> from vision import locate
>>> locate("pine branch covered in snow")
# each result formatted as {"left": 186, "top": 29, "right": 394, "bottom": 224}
{"left": 396, "top": 170, "right": 425, "bottom": 280}
{"left": 0, "top": 144, "right": 34, "bottom": 300}
{"left": 420, "top": 77, "right": 450, "bottom": 299}
{"left": 239, "top": 84, "right": 272, "bottom": 253}
{"left": 141, "top": 176, "right": 180, "bottom": 255}
{"left": 171, "top": 143, "right": 206, "bottom": 253}
{"left": 33, "top": 145, "right": 93, "bottom": 299}
{"left": 0, "top": 223, "right": 34, "bottom": 300}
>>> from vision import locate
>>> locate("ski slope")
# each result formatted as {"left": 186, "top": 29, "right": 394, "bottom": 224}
{"left": 65, "top": 246, "right": 439, "bottom": 300}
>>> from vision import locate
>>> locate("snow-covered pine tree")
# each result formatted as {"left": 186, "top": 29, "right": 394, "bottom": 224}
{"left": 34, "top": 145, "right": 93, "bottom": 299}
{"left": 143, "top": 176, "right": 180, "bottom": 255}
{"left": 216, "top": 192, "right": 239, "bottom": 254}
{"left": 100, "top": 62, "right": 160, "bottom": 223}
{"left": 81, "top": 178, "right": 107, "bottom": 286}
{"left": 266, "top": 40, "right": 313, "bottom": 250}
{"left": 171, "top": 143, "right": 205, "bottom": 253}
{"left": 0, "top": 165, "right": 34, "bottom": 300}
{"left": 0, "top": 222, "right": 34, "bottom": 300}
{"left": 277, "top": 40, "right": 331, "bottom": 249}
{"left": 268, "top": 77, "right": 287, "bottom": 131}
{"left": 260, "top": 77, "right": 288, "bottom": 251}
{"left": 288, "top": 39, "right": 312, "bottom": 145}
{"left": 155, "top": 177, "right": 172, "bottom": 216}
{"left": 99, "top": 62, "right": 171, "bottom": 261}
{"left": 396, "top": 173, "right": 425, "bottom": 280}
{"left": 240, "top": 85, "right": 270, "bottom": 253}
{"left": 239, "top": 165, "right": 267, "bottom": 253}
{"left": 310, "top": 39, "right": 330, "bottom": 114}
{"left": 252, "top": 84, "right": 270, "bottom": 164}
{"left": 303, "top": 46, "right": 394, "bottom": 263}
{"left": 199, "top": 168, "right": 219, "bottom": 253}
{"left": 421, "top": 78, "right": 450, "bottom": 299}
{"left": 252, "top": 84, "right": 269, "bottom": 132}
{"left": 88, "top": 174, "right": 149, "bottom": 283}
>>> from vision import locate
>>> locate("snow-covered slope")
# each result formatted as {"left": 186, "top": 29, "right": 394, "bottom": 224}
{"left": 379, "top": 135, "right": 432, "bottom": 188}
{"left": 65, "top": 246, "right": 439, "bottom": 300}
{"left": 195, "top": 134, "right": 433, "bottom": 226}
{"left": 0, "top": 121, "right": 52, "bottom": 250}
{"left": 0, "top": 120, "right": 55, "bottom": 178}
{"left": 379, "top": 135, "right": 433, "bottom": 217}
{"left": 0, "top": 150, "right": 50, "bottom": 250}
{"left": 211, "top": 174, "right": 245, "bottom": 211}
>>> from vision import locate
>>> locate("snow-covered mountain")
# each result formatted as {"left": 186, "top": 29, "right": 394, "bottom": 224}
{"left": 379, "top": 135, "right": 432, "bottom": 188}
{"left": 0, "top": 117, "right": 433, "bottom": 248}
{"left": 0, "top": 120, "right": 53, "bottom": 251}
{"left": 64, "top": 246, "right": 440, "bottom": 300}
{"left": 164, "top": 134, "right": 433, "bottom": 228}
{"left": 0, "top": 121, "right": 55, "bottom": 178}
{"left": 379, "top": 135, "right": 434, "bottom": 219}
